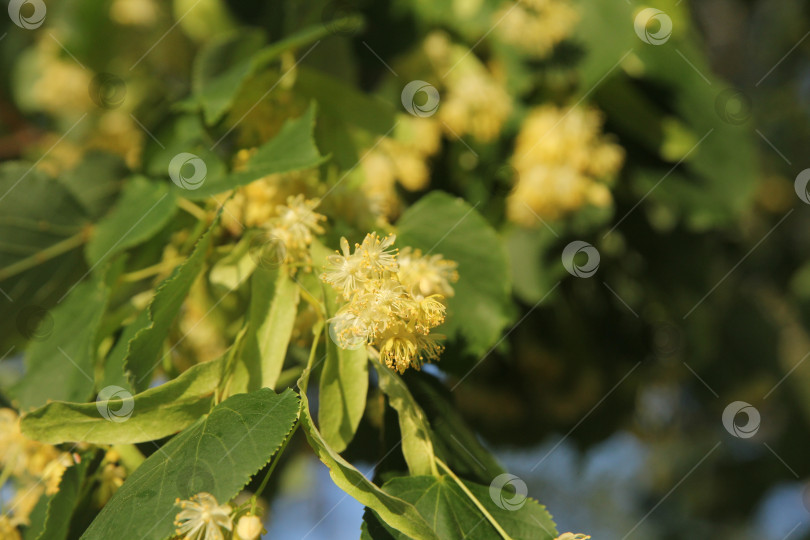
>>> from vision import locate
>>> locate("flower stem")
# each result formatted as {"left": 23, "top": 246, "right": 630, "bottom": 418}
{"left": 0, "top": 229, "right": 88, "bottom": 282}
{"left": 435, "top": 457, "right": 514, "bottom": 540}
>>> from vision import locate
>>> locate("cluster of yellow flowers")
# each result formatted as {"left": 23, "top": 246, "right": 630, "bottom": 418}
{"left": 555, "top": 534, "right": 591, "bottom": 540}
{"left": 0, "top": 408, "right": 74, "bottom": 531}
{"left": 507, "top": 105, "right": 624, "bottom": 225}
{"left": 174, "top": 492, "right": 263, "bottom": 540}
{"left": 423, "top": 32, "right": 512, "bottom": 143}
{"left": 362, "top": 116, "right": 442, "bottom": 221}
{"left": 321, "top": 233, "right": 458, "bottom": 373}
{"left": 495, "top": 0, "right": 580, "bottom": 57}
{"left": 219, "top": 151, "right": 321, "bottom": 235}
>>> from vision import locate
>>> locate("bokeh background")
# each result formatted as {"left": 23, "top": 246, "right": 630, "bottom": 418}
{"left": 2, "top": 0, "right": 810, "bottom": 538}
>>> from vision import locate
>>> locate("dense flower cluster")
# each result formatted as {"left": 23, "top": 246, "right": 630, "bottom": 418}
{"left": 362, "top": 116, "right": 443, "bottom": 221}
{"left": 495, "top": 0, "right": 580, "bottom": 57}
{"left": 423, "top": 32, "right": 512, "bottom": 143}
{"left": 0, "top": 408, "right": 74, "bottom": 529}
{"left": 321, "top": 233, "right": 458, "bottom": 373}
{"left": 507, "top": 105, "right": 624, "bottom": 224}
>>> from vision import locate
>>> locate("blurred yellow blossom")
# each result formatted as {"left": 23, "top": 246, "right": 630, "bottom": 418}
{"left": 495, "top": 0, "right": 580, "bottom": 57}
{"left": 507, "top": 105, "right": 624, "bottom": 224}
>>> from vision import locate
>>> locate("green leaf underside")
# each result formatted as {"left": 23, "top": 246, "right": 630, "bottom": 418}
{"left": 187, "top": 103, "right": 326, "bottom": 199}
{"left": 235, "top": 267, "right": 300, "bottom": 392}
{"left": 319, "top": 279, "right": 369, "bottom": 453}
{"left": 367, "top": 476, "right": 558, "bottom": 540}
{"left": 12, "top": 273, "right": 110, "bottom": 410}
{"left": 297, "top": 370, "right": 440, "bottom": 540}
{"left": 372, "top": 362, "right": 435, "bottom": 476}
{"left": 122, "top": 211, "right": 221, "bottom": 392}
{"left": 396, "top": 191, "right": 513, "bottom": 359}
{"left": 85, "top": 176, "right": 177, "bottom": 267}
{"left": 21, "top": 355, "right": 225, "bottom": 445}
{"left": 81, "top": 388, "right": 299, "bottom": 540}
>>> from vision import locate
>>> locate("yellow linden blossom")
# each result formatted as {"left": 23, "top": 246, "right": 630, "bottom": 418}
{"left": 254, "top": 194, "right": 327, "bottom": 270}
{"left": 0, "top": 515, "right": 22, "bottom": 540}
{"left": 0, "top": 408, "right": 74, "bottom": 524}
{"left": 235, "top": 514, "right": 263, "bottom": 540}
{"left": 361, "top": 116, "right": 443, "bottom": 222}
{"left": 555, "top": 534, "right": 591, "bottom": 540}
{"left": 174, "top": 492, "right": 233, "bottom": 540}
{"left": 397, "top": 247, "right": 459, "bottom": 299}
{"left": 507, "top": 105, "right": 624, "bottom": 224}
{"left": 321, "top": 233, "right": 457, "bottom": 373}
{"left": 439, "top": 71, "right": 512, "bottom": 143}
{"left": 495, "top": 0, "right": 580, "bottom": 58}
{"left": 423, "top": 32, "right": 512, "bottom": 143}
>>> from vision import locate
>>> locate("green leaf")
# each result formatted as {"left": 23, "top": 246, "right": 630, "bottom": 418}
{"left": 21, "top": 354, "right": 226, "bottom": 445}
{"left": 298, "top": 369, "right": 440, "bottom": 540}
{"left": 295, "top": 67, "right": 397, "bottom": 136}
{"left": 367, "top": 476, "right": 558, "bottom": 540}
{"left": 406, "top": 372, "right": 505, "bottom": 484}
{"left": 187, "top": 103, "right": 326, "bottom": 199}
{"left": 0, "top": 162, "right": 88, "bottom": 325}
{"left": 122, "top": 212, "right": 220, "bottom": 392}
{"left": 371, "top": 361, "right": 435, "bottom": 476}
{"left": 396, "top": 191, "right": 513, "bottom": 359}
{"left": 193, "top": 29, "right": 267, "bottom": 125}
{"left": 12, "top": 273, "right": 110, "bottom": 410}
{"left": 56, "top": 151, "right": 124, "bottom": 220}
{"left": 235, "top": 268, "right": 300, "bottom": 392}
{"left": 319, "top": 281, "right": 369, "bottom": 453}
{"left": 85, "top": 176, "right": 177, "bottom": 267}
{"left": 34, "top": 453, "right": 90, "bottom": 540}
{"left": 82, "top": 388, "right": 299, "bottom": 540}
